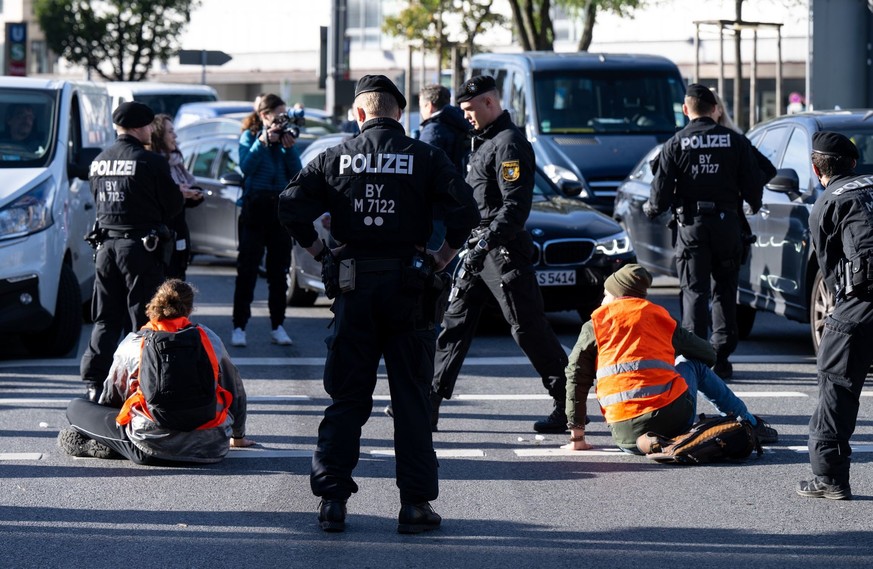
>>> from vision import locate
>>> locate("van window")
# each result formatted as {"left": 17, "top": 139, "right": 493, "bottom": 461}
{"left": 0, "top": 89, "right": 57, "bottom": 168}
{"left": 190, "top": 141, "right": 221, "bottom": 177}
{"left": 533, "top": 69, "right": 685, "bottom": 135}
{"left": 510, "top": 72, "right": 527, "bottom": 129}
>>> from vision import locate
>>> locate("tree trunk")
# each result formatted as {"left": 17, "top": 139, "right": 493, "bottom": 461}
{"left": 507, "top": 0, "right": 534, "bottom": 51}
{"left": 536, "top": 0, "right": 553, "bottom": 51}
{"left": 577, "top": 0, "right": 596, "bottom": 52}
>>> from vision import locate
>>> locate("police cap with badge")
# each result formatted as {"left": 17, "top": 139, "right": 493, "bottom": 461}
{"left": 112, "top": 101, "right": 155, "bottom": 128}
{"left": 456, "top": 75, "right": 498, "bottom": 103}
{"left": 355, "top": 74, "right": 407, "bottom": 110}
{"left": 813, "top": 131, "right": 859, "bottom": 160}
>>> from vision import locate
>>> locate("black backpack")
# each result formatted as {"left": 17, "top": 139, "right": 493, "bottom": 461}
{"left": 636, "top": 414, "right": 763, "bottom": 464}
{"left": 138, "top": 325, "right": 217, "bottom": 432}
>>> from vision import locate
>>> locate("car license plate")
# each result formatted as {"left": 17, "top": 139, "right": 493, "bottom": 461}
{"left": 537, "top": 270, "right": 576, "bottom": 286}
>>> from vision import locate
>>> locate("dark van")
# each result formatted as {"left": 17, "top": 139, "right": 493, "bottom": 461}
{"left": 469, "top": 52, "right": 687, "bottom": 214}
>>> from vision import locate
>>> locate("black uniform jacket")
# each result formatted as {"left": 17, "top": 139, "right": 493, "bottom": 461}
{"left": 278, "top": 118, "right": 479, "bottom": 258}
{"left": 809, "top": 172, "right": 873, "bottom": 295}
{"left": 89, "top": 134, "right": 183, "bottom": 231}
{"left": 467, "top": 110, "right": 534, "bottom": 247}
{"left": 650, "top": 117, "right": 761, "bottom": 215}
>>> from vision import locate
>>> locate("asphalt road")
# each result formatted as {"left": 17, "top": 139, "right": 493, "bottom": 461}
{"left": 2, "top": 260, "right": 871, "bottom": 568}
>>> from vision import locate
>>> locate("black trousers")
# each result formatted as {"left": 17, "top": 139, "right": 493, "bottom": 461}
{"left": 233, "top": 192, "right": 292, "bottom": 330}
{"left": 432, "top": 238, "right": 568, "bottom": 403}
{"left": 80, "top": 237, "right": 164, "bottom": 385}
{"left": 808, "top": 297, "right": 873, "bottom": 485}
{"left": 310, "top": 268, "right": 439, "bottom": 504}
{"left": 675, "top": 212, "right": 742, "bottom": 360}
{"left": 65, "top": 398, "right": 154, "bottom": 464}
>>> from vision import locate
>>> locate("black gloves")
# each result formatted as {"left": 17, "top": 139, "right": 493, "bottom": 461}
{"left": 463, "top": 245, "right": 488, "bottom": 274}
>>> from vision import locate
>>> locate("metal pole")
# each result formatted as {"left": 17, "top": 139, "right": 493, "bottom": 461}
{"left": 693, "top": 24, "right": 700, "bottom": 84}
{"left": 404, "top": 47, "right": 413, "bottom": 133}
{"left": 750, "top": 30, "right": 757, "bottom": 128}
{"left": 718, "top": 26, "right": 725, "bottom": 101}
{"left": 776, "top": 26, "right": 783, "bottom": 117}
{"left": 806, "top": 0, "right": 813, "bottom": 110}
{"left": 200, "top": 50, "right": 206, "bottom": 85}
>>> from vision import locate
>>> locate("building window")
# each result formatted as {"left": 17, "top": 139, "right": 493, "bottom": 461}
{"left": 31, "top": 40, "right": 50, "bottom": 74}
{"left": 347, "top": 0, "right": 383, "bottom": 50}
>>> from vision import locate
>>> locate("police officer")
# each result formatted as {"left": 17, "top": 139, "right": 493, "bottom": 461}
{"left": 278, "top": 75, "right": 479, "bottom": 533}
{"left": 645, "top": 84, "right": 761, "bottom": 380}
{"left": 80, "top": 101, "right": 184, "bottom": 402}
{"left": 430, "top": 75, "right": 570, "bottom": 434}
{"left": 797, "top": 132, "right": 873, "bottom": 501}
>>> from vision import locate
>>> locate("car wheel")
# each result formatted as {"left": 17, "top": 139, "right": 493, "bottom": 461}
{"left": 809, "top": 268, "right": 834, "bottom": 355}
{"left": 286, "top": 250, "right": 319, "bottom": 307}
{"left": 736, "top": 305, "right": 756, "bottom": 340}
{"left": 21, "top": 263, "right": 82, "bottom": 357}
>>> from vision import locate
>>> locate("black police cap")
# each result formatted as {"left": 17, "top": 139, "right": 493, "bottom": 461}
{"left": 685, "top": 83, "right": 718, "bottom": 106}
{"left": 456, "top": 75, "right": 497, "bottom": 103}
{"left": 112, "top": 101, "right": 155, "bottom": 129}
{"left": 354, "top": 74, "right": 407, "bottom": 110}
{"left": 812, "top": 131, "right": 859, "bottom": 159}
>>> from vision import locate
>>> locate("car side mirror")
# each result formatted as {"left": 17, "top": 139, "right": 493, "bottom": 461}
{"left": 218, "top": 172, "right": 243, "bottom": 187}
{"left": 69, "top": 147, "right": 102, "bottom": 181}
{"left": 766, "top": 168, "right": 801, "bottom": 199}
{"left": 558, "top": 179, "right": 583, "bottom": 197}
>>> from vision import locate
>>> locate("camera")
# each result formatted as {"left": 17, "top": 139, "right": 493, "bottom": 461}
{"left": 271, "top": 107, "right": 305, "bottom": 140}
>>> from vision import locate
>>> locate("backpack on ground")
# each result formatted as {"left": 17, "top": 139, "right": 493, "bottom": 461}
{"left": 636, "top": 413, "right": 763, "bottom": 465}
{"left": 138, "top": 325, "right": 219, "bottom": 432}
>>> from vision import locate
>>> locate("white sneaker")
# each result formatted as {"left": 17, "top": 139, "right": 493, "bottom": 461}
{"left": 271, "top": 326, "right": 293, "bottom": 346}
{"left": 231, "top": 327, "right": 247, "bottom": 347}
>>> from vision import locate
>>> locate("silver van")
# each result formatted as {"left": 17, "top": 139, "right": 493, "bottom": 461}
{"left": 469, "top": 52, "right": 687, "bottom": 214}
{"left": 106, "top": 81, "right": 218, "bottom": 121}
{"left": 0, "top": 78, "right": 114, "bottom": 356}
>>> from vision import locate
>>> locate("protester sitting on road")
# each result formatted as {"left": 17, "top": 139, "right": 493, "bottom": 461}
{"left": 562, "top": 264, "right": 778, "bottom": 453}
{"left": 58, "top": 279, "right": 255, "bottom": 464}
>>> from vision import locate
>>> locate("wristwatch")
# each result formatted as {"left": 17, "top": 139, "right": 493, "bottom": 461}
{"left": 475, "top": 239, "right": 490, "bottom": 251}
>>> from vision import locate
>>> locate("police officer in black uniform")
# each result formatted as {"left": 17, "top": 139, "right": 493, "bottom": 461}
{"left": 278, "top": 75, "right": 479, "bottom": 533}
{"left": 797, "top": 132, "right": 873, "bottom": 500}
{"left": 430, "top": 75, "right": 570, "bottom": 434}
{"left": 80, "top": 102, "right": 184, "bottom": 401}
{"left": 646, "top": 84, "right": 761, "bottom": 380}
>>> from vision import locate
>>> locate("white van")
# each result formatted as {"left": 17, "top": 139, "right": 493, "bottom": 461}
{"left": 0, "top": 77, "right": 114, "bottom": 357}
{"left": 106, "top": 82, "right": 218, "bottom": 120}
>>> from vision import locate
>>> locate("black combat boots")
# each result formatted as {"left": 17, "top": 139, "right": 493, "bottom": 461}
{"left": 397, "top": 502, "right": 441, "bottom": 534}
{"left": 317, "top": 499, "right": 347, "bottom": 532}
{"left": 533, "top": 400, "right": 569, "bottom": 434}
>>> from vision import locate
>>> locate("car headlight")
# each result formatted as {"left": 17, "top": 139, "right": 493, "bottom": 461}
{"left": 595, "top": 231, "right": 633, "bottom": 255}
{"left": 542, "top": 163, "right": 591, "bottom": 198}
{"left": 0, "top": 178, "right": 54, "bottom": 240}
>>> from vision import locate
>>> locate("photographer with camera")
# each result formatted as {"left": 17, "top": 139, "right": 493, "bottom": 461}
{"left": 231, "top": 94, "right": 302, "bottom": 348}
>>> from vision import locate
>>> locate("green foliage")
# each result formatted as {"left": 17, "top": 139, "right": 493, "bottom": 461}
{"left": 34, "top": 0, "right": 199, "bottom": 81}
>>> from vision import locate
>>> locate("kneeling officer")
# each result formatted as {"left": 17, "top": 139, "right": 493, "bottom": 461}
{"left": 278, "top": 75, "right": 479, "bottom": 534}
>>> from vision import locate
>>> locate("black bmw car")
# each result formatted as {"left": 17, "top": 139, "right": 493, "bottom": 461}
{"left": 614, "top": 109, "right": 873, "bottom": 352}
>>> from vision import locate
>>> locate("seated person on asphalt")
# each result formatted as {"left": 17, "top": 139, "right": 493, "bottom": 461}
{"left": 561, "top": 264, "right": 778, "bottom": 453}
{"left": 58, "top": 279, "right": 255, "bottom": 464}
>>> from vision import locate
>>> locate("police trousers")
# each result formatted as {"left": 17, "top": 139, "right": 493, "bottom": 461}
{"left": 675, "top": 211, "right": 742, "bottom": 360}
{"left": 233, "top": 192, "right": 292, "bottom": 330}
{"left": 80, "top": 236, "right": 164, "bottom": 385}
{"left": 310, "top": 268, "right": 439, "bottom": 504}
{"left": 808, "top": 297, "right": 873, "bottom": 485}
{"left": 432, "top": 238, "right": 568, "bottom": 403}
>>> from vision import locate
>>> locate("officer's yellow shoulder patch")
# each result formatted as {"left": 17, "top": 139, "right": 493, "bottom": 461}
{"left": 501, "top": 160, "right": 521, "bottom": 182}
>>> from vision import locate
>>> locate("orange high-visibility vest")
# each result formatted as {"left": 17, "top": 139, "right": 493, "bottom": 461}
{"left": 592, "top": 298, "right": 688, "bottom": 423}
{"left": 116, "top": 317, "right": 232, "bottom": 430}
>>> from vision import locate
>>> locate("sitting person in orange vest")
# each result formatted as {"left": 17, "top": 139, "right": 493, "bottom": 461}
{"left": 562, "top": 264, "right": 778, "bottom": 453}
{"left": 58, "top": 279, "right": 255, "bottom": 464}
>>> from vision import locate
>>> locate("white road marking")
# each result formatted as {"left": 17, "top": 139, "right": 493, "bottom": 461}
{"left": 370, "top": 448, "right": 486, "bottom": 458}
{"left": 225, "top": 449, "right": 312, "bottom": 459}
{"left": 247, "top": 395, "right": 310, "bottom": 402}
{"left": 0, "top": 453, "right": 43, "bottom": 460}
{"left": 786, "top": 445, "right": 873, "bottom": 453}
{"left": 514, "top": 448, "right": 625, "bottom": 457}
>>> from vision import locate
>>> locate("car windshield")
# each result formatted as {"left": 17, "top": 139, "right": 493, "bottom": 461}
{"left": 0, "top": 89, "right": 57, "bottom": 168}
{"left": 534, "top": 69, "right": 686, "bottom": 135}
{"left": 837, "top": 128, "right": 873, "bottom": 175}
{"left": 135, "top": 93, "right": 217, "bottom": 120}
